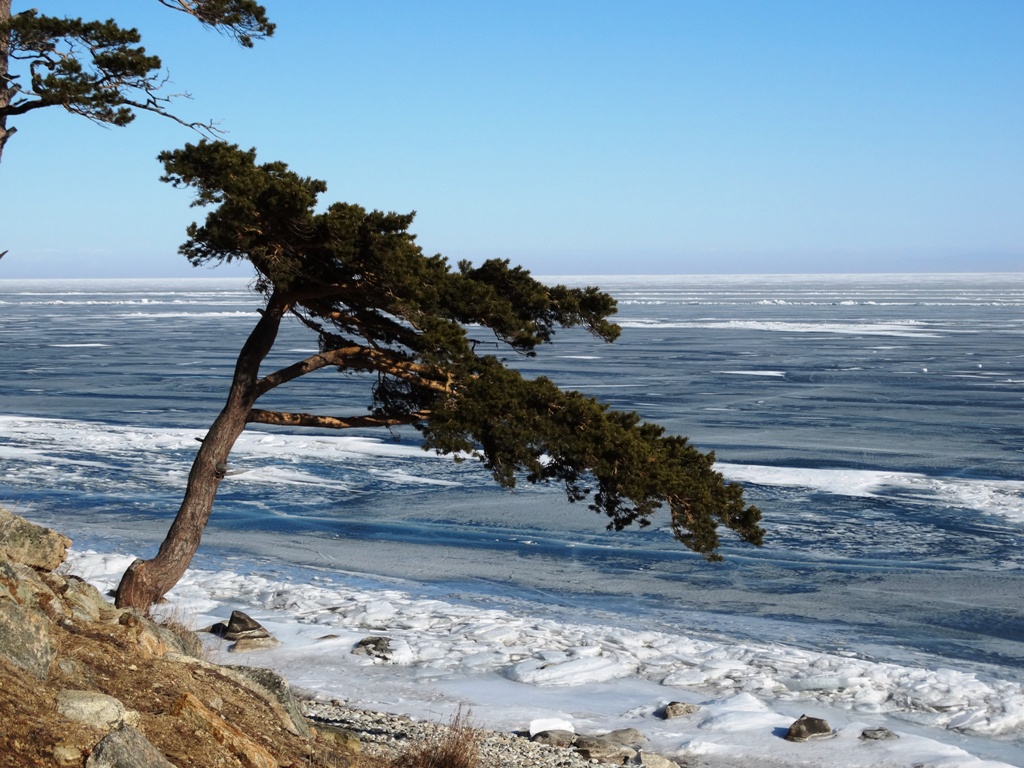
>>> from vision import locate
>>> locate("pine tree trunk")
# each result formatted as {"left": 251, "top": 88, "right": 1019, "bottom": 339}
{"left": 0, "top": 0, "right": 14, "bottom": 162}
{"left": 115, "top": 294, "right": 288, "bottom": 611}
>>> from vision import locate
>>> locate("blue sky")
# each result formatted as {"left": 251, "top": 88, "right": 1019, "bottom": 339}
{"left": 2, "top": 1, "right": 1022, "bottom": 278}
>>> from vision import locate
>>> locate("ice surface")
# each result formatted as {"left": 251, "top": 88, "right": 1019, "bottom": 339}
{"left": 5, "top": 274, "right": 1024, "bottom": 767}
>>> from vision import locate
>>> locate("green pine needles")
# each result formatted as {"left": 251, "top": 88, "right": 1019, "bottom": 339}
{"left": 163, "top": 140, "right": 764, "bottom": 561}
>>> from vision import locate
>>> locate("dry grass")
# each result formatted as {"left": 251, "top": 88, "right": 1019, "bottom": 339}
{"left": 357, "top": 708, "right": 482, "bottom": 768}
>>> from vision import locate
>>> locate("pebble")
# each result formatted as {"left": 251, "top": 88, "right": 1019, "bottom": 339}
{"left": 302, "top": 700, "right": 609, "bottom": 768}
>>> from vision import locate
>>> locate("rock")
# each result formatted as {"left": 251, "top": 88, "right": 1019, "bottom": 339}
{"left": 0, "top": 561, "right": 56, "bottom": 679}
{"left": 61, "top": 575, "right": 115, "bottom": 623}
{"left": 784, "top": 714, "right": 833, "bottom": 742}
{"left": 172, "top": 692, "right": 278, "bottom": 768}
{"left": 314, "top": 721, "right": 363, "bottom": 753}
{"left": 229, "top": 635, "right": 281, "bottom": 653}
{"left": 56, "top": 690, "right": 140, "bottom": 731}
{"left": 222, "top": 610, "right": 271, "bottom": 641}
{"left": 352, "top": 635, "right": 392, "bottom": 661}
{"left": 638, "top": 752, "right": 682, "bottom": 768}
{"left": 574, "top": 734, "right": 639, "bottom": 762}
{"left": 227, "top": 665, "right": 313, "bottom": 739}
{"left": 861, "top": 726, "right": 899, "bottom": 741}
{"left": 661, "top": 701, "right": 700, "bottom": 719}
{"left": 209, "top": 610, "right": 279, "bottom": 652}
{"left": 53, "top": 745, "right": 84, "bottom": 765}
{"left": 33, "top": 572, "right": 114, "bottom": 624}
{"left": 85, "top": 724, "right": 176, "bottom": 768}
{"left": 595, "top": 727, "right": 646, "bottom": 745}
{"left": 0, "top": 508, "right": 71, "bottom": 571}
{"left": 529, "top": 717, "right": 574, "bottom": 737}
{"left": 119, "top": 610, "right": 202, "bottom": 658}
{"left": 531, "top": 729, "right": 576, "bottom": 747}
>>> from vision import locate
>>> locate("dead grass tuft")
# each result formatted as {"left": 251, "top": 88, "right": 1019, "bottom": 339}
{"left": 357, "top": 708, "right": 481, "bottom": 768}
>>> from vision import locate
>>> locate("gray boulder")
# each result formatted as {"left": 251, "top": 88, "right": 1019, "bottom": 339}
{"left": 56, "top": 690, "right": 140, "bottom": 731}
{"left": 661, "top": 701, "right": 700, "bottom": 719}
{"left": 0, "top": 560, "right": 55, "bottom": 679}
{"left": 531, "top": 729, "right": 576, "bottom": 748}
{"left": 638, "top": 753, "right": 682, "bottom": 768}
{"left": 352, "top": 635, "right": 392, "bottom": 661}
{"left": 227, "top": 665, "right": 312, "bottom": 739}
{"left": 861, "top": 726, "right": 899, "bottom": 741}
{"left": 573, "top": 735, "right": 638, "bottom": 763}
{"left": 0, "top": 507, "right": 71, "bottom": 571}
{"left": 85, "top": 724, "right": 176, "bottom": 768}
{"left": 210, "top": 610, "right": 280, "bottom": 651}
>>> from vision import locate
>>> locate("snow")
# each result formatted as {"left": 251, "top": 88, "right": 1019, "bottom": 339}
{"left": 66, "top": 550, "right": 1024, "bottom": 768}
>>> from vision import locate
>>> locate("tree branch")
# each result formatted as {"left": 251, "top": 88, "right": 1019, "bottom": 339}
{"left": 255, "top": 345, "right": 454, "bottom": 398}
{"left": 247, "top": 409, "right": 429, "bottom": 430}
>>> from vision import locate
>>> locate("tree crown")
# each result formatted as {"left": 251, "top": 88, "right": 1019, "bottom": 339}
{"left": 161, "top": 140, "right": 764, "bottom": 560}
{"left": 0, "top": 1, "right": 273, "bottom": 159}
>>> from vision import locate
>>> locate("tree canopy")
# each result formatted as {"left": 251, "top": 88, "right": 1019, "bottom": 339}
{"left": 114, "top": 140, "right": 764, "bottom": 611}
{"left": 0, "top": 0, "right": 273, "bottom": 161}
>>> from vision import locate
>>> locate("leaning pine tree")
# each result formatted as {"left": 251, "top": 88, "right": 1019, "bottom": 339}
{"left": 114, "top": 140, "right": 765, "bottom": 612}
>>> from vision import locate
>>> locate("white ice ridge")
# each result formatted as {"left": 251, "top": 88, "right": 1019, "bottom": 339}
{"left": 618, "top": 319, "right": 942, "bottom": 337}
{"left": 718, "top": 463, "right": 1024, "bottom": 525}
{"left": 68, "top": 550, "right": 1024, "bottom": 742}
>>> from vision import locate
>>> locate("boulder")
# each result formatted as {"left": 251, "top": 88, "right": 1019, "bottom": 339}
{"left": 220, "top": 610, "right": 269, "bottom": 641}
{"left": 61, "top": 575, "right": 115, "bottom": 623}
{"left": 119, "top": 610, "right": 203, "bottom": 659}
{"left": 573, "top": 735, "right": 638, "bottom": 763}
{"left": 0, "top": 507, "right": 71, "bottom": 571}
{"left": 227, "top": 665, "right": 313, "bottom": 739}
{"left": 594, "top": 727, "right": 646, "bottom": 745}
{"left": 783, "top": 714, "right": 833, "bottom": 742}
{"left": 638, "top": 753, "right": 682, "bottom": 768}
{"left": 529, "top": 717, "right": 574, "bottom": 737}
{"left": 860, "top": 726, "right": 898, "bottom": 741}
{"left": 56, "top": 690, "right": 140, "bottom": 731}
{"left": 229, "top": 635, "right": 281, "bottom": 653}
{"left": 210, "top": 610, "right": 280, "bottom": 652}
{"left": 85, "top": 724, "right": 177, "bottom": 768}
{"left": 661, "top": 701, "right": 700, "bottom": 719}
{"left": 531, "top": 729, "right": 576, "bottom": 748}
{"left": 352, "top": 635, "right": 392, "bottom": 661}
{"left": 0, "top": 561, "right": 56, "bottom": 679}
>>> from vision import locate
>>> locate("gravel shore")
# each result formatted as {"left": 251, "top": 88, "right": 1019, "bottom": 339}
{"left": 302, "top": 699, "right": 659, "bottom": 768}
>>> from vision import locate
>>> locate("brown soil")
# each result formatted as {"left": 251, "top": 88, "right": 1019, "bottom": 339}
{"left": 0, "top": 613, "right": 356, "bottom": 767}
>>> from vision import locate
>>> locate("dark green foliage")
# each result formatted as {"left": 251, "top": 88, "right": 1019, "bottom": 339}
{"left": 161, "top": 140, "right": 764, "bottom": 560}
{"left": 3, "top": 12, "right": 161, "bottom": 126}
{"left": 0, "top": 1, "right": 272, "bottom": 160}
{"left": 156, "top": 0, "right": 274, "bottom": 48}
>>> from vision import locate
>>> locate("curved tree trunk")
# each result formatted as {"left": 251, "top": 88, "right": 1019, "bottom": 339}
{"left": 115, "top": 294, "right": 288, "bottom": 611}
{"left": 1, "top": 0, "right": 15, "bottom": 163}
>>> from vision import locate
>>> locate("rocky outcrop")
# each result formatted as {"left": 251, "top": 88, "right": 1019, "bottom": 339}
{"left": 0, "top": 508, "right": 354, "bottom": 768}
{"left": 0, "top": 559, "right": 56, "bottom": 679}
{"left": 0, "top": 507, "right": 71, "bottom": 570}
{"left": 171, "top": 692, "right": 278, "bottom": 768}
{"left": 227, "top": 664, "right": 314, "bottom": 739}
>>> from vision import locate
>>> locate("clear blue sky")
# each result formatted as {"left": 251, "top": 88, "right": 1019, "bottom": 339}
{"left": 2, "top": 1, "right": 1022, "bottom": 278}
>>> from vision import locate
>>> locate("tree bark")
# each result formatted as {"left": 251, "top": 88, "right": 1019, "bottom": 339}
{"left": 115, "top": 294, "right": 289, "bottom": 611}
{"left": 0, "top": 0, "right": 14, "bottom": 163}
